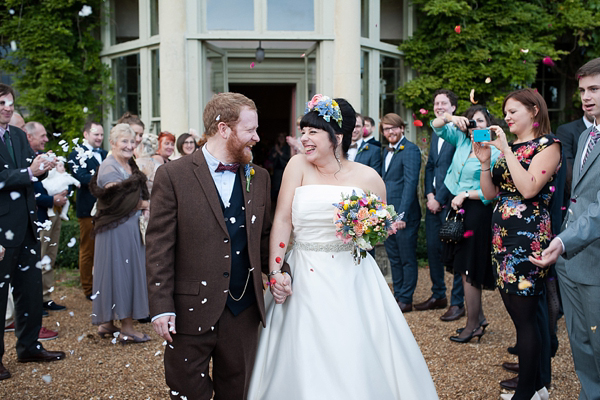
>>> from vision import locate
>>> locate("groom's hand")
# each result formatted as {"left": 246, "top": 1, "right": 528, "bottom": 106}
{"left": 153, "top": 315, "right": 176, "bottom": 342}
{"left": 271, "top": 273, "right": 293, "bottom": 304}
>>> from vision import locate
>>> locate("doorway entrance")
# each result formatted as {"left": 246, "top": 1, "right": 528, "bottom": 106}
{"left": 229, "top": 83, "right": 295, "bottom": 168}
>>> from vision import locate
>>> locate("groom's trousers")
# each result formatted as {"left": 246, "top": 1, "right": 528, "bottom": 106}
{"left": 164, "top": 302, "right": 260, "bottom": 400}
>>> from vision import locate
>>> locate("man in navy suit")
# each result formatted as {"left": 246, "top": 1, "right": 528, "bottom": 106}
{"left": 0, "top": 84, "right": 65, "bottom": 381}
{"left": 348, "top": 113, "right": 382, "bottom": 175}
{"left": 68, "top": 121, "right": 106, "bottom": 300}
{"left": 381, "top": 113, "right": 421, "bottom": 312}
{"left": 416, "top": 89, "right": 465, "bottom": 322}
{"left": 362, "top": 116, "right": 381, "bottom": 147}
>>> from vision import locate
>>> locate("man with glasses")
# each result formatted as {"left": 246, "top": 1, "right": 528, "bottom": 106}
{"left": 381, "top": 113, "right": 422, "bottom": 312}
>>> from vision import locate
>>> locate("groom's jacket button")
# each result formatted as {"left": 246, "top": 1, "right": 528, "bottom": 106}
{"left": 223, "top": 272, "right": 230, "bottom": 278}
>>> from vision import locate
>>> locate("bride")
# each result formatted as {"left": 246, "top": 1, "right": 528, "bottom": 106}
{"left": 248, "top": 95, "right": 438, "bottom": 400}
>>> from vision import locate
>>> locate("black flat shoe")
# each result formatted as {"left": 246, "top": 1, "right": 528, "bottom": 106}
{"left": 450, "top": 326, "right": 485, "bottom": 343}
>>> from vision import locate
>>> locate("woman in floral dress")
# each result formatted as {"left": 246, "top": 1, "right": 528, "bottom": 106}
{"left": 475, "top": 89, "right": 561, "bottom": 400}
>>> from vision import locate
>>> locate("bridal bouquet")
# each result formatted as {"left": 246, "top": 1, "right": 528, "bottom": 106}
{"left": 333, "top": 191, "right": 403, "bottom": 263}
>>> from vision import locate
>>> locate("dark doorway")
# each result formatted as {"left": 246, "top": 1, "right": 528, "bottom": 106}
{"left": 228, "top": 83, "right": 294, "bottom": 168}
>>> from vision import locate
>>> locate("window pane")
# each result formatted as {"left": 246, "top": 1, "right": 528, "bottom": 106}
{"left": 380, "top": 54, "right": 401, "bottom": 115}
{"left": 152, "top": 49, "right": 161, "bottom": 118}
{"left": 307, "top": 52, "right": 316, "bottom": 100}
{"left": 361, "top": 50, "right": 369, "bottom": 115}
{"left": 207, "top": 0, "right": 254, "bottom": 31}
{"left": 361, "top": 0, "right": 369, "bottom": 38}
{"left": 380, "top": 0, "right": 402, "bottom": 45}
{"left": 113, "top": 53, "right": 141, "bottom": 119}
{"left": 268, "top": 0, "right": 314, "bottom": 31}
{"left": 111, "top": 0, "right": 139, "bottom": 45}
{"left": 150, "top": 0, "right": 159, "bottom": 36}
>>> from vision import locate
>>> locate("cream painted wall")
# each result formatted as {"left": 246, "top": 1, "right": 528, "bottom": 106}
{"left": 333, "top": 0, "right": 361, "bottom": 108}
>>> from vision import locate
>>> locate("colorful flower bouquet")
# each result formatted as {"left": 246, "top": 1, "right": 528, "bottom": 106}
{"left": 333, "top": 191, "right": 404, "bottom": 263}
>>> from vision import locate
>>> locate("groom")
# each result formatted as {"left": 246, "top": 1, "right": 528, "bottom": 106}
{"left": 146, "top": 93, "right": 276, "bottom": 399}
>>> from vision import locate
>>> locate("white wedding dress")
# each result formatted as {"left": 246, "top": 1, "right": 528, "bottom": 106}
{"left": 248, "top": 185, "right": 438, "bottom": 400}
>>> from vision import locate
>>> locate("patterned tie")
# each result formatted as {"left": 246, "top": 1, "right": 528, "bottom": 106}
{"left": 215, "top": 162, "right": 240, "bottom": 173}
{"left": 387, "top": 146, "right": 395, "bottom": 153}
{"left": 349, "top": 143, "right": 358, "bottom": 149}
{"left": 2, "top": 130, "right": 16, "bottom": 164}
{"left": 581, "top": 126, "right": 600, "bottom": 170}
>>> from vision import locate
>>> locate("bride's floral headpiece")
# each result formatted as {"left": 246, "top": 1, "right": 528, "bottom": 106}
{"left": 304, "top": 94, "right": 343, "bottom": 128}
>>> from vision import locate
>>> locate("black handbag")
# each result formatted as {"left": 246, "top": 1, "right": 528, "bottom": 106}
{"left": 438, "top": 209, "right": 465, "bottom": 244}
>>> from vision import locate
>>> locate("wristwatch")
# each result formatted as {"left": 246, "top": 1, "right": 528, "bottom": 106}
{"left": 463, "top": 191, "right": 469, "bottom": 199}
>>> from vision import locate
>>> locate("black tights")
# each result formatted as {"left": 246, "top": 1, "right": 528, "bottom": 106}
{"left": 546, "top": 277, "right": 561, "bottom": 356}
{"left": 500, "top": 291, "right": 542, "bottom": 400}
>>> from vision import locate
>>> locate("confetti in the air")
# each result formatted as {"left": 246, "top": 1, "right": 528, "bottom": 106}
{"left": 413, "top": 120, "right": 423, "bottom": 127}
{"left": 67, "top": 237, "right": 77, "bottom": 247}
{"left": 485, "top": 77, "right": 491, "bottom": 84}
{"left": 10, "top": 192, "right": 20, "bottom": 200}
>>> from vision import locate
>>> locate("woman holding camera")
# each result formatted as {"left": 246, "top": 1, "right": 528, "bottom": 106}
{"left": 431, "top": 105, "right": 500, "bottom": 343}
{"left": 475, "top": 89, "right": 560, "bottom": 400}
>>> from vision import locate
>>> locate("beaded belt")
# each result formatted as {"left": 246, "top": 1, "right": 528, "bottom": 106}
{"left": 293, "top": 241, "right": 354, "bottom": 253}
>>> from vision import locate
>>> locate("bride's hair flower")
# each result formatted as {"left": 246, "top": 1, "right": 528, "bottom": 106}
{"left": 305, "top": 94, "right": 343, "bottom": 128}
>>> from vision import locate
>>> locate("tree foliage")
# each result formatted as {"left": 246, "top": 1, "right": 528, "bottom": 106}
{"left": 397, "top": 0, "right": 600, "bottom": 123}
{"left": 0, "top": 0, "right": 111, "bottom": 155}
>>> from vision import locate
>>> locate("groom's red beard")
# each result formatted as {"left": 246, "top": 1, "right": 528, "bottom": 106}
{"left": 226, "top": 127, "right": 255, "bottom": 164}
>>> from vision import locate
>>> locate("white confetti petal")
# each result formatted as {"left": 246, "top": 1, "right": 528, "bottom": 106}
{"left": 154, "top": 351, "right": 162, "bottom": 356}
{"left": 201, "top": 281, "right": 207, "bottom": 286}
{"left": 10, "top": 40, "right": 17, "bottom": 51}
{"left": 90, "top": 291, "right": 100, "bottom": 300}
{"left": 202, "top": 298, "right": 207, "bottom": 304}
{"left": 251, "top": 215, "right": 256, "bottom": 224}
{"left": 42, "top": 375, "right": 52, "bottom": 384}
{"left": 67, "top": 237, "right": 77, "bottom": 247}
{"left": 10, "top": 192, "right": 20, "bottom": 200}
{"left": 229, "top": 217, "right": 236, "bottom": 224}
{"left": 69, "top": 311, "right": 74, "bottom": 317}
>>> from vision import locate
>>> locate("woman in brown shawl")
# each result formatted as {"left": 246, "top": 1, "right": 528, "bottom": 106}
{"left": 90, "top": 123, "right": 151, "bottom": 343}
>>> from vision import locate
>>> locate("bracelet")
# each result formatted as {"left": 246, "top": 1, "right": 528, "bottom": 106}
{"left": 443, "top": 116, "right": 450, "bottom": 124}
{"left": 481, "top": 167, "right": 491, "bottom": 172}
{"left": 268, "top": 269, "right": 282, "bottom": 277}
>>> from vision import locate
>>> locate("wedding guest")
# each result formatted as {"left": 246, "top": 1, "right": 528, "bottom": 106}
{"left": 176, "top": 133, "right": 198, "bottom": 157}
{"left": 362, "top": 116, "right": 381, "bottom": 147}
{"left": 153, "top": 131, "right": 175, "bottom": 165}
{"left": 431, "top": 105, "right": 499, "bottom": 343}
{"left": 117, "top": 112, "right": 145, "bottom": 158}
{"left": 381, "top": 113, "right": 422, "bottom": 312}
{"left": 89, "top": 123, "right": 150, "bottom": 343}
{"left": 476, "top": 88, "right": 560, "bottom": 400}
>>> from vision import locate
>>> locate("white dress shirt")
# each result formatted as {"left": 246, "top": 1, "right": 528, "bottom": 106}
{"left": 202, "top": 144, "right": 237, "bottom": 208}
{"left": 385, "top": 137, "right": 405, "bottom": 172}
{"left": 347, "top": 139, "right": 363, "bottom": 162}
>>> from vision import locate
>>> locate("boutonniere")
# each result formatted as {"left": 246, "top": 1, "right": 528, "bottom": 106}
{"left": 244, "top": 164, "right": 255, "bottom": 192}
{"left": 356, "top": 145, "right": 369, "bottom": 155}
{"left": 395, "top": 145, "right": 405, "bottom": 153}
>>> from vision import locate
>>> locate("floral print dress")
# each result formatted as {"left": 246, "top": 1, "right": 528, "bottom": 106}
{"left": 491, "top": 134, "right": 561, "bottom": 296}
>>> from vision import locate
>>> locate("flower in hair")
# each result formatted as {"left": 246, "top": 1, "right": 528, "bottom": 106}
{"left": 304, "top": 94, "right": 343, "bottom": 128}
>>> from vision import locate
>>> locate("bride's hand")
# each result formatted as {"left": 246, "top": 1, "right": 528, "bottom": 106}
{"left": 270, "top": 272, "right": 293, "bottom": 304}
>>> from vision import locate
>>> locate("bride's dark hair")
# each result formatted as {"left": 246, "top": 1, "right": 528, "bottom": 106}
{"left": 300, "top": 98, "right": 356, "bottom": 159}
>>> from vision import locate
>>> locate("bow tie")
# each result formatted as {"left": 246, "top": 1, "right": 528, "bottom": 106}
{"left": 387, "top": 146, "right": 396, "bottom": 153}
{"left": 215, "top": 162, "right": 240, "bottom": 173}
{"left": 349, "top": 143, "right": 358, "bottom": 149}
{"left": 92, "top": 148, "right": 102, "bottom": 153}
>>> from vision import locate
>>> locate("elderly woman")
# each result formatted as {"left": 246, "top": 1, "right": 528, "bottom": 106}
{"left": 135, "top": 133, "right": 161, "bottom": 193}
{"left": 152, "top": 131, "right": 175, "bottom": 165}
{"left": 90, "top": 123, "right": 151, "bottom": 343}
{"left": 117, "top": 112, "right": 145, "bottom": 157}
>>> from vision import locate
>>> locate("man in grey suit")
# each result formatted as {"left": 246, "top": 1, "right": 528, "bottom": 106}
{"left": 531, "top": 57, "right": 600, "bottom": 400}
{"left": 381, "top": 113, "right": 422, "bottom": 312}
{"left": 348, "top": 113, "right": 381, "bottom": 175}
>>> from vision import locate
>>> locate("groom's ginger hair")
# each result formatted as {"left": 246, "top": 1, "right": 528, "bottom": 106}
{"left": 200, "top": 92, "right": 257, "bottom": 146}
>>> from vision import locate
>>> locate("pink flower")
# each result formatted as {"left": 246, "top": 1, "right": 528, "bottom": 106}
{"left": 419, "top": 108, "right": 428, "bottom": 115}
{"left": 357, "top": 208, "right": 369, "bottom": 220}
{"left": 413, "top": 120, "right": 423, "bottom": 127}
{"left": 454, "top": 25, "right": 461, "bottom": 34}
{"left": 307, "top": 94, "right": 323, "bottom": 109}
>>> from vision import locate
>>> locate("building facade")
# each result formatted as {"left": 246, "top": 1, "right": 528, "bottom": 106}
{"left": 100, "top": 0, "right": 417, "bottom": 159}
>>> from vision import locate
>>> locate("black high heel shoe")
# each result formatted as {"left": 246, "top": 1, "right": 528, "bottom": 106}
{"left": 450, "top": 326, "right": 485, "bottom": 343}
{"left": 456, "top": 319, "right": 489, "bottom": 334}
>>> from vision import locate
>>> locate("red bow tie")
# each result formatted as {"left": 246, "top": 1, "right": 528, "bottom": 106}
{"left": 215, "top": 162, "right": 240, "bottom": 173}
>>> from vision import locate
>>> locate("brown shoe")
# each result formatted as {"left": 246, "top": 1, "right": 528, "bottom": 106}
{"left": 502, "top": 362, "right": 519, "bottom": 373}
{"left": 440, "top": 305, "right": 465, "bottom": 321}
{"left": 414, "top": 296, "right": 448, "bottom": 311}
{"left": 398, "top": 301, "right": 413, "bottom": 313}
{"left": 0, "top": 362, "right": 10, "bottom": 381}
{"left": 500, "top": 376, "right": 518, "bottom": 390}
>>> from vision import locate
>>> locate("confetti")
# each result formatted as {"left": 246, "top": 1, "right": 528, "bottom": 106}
{"left": 9, "top": 9, "right": 15, "bottom": 15}
{"left": 549, "top": 186, "right": 555, "bottom": 193}
{"left": 67, "top": 237, "right": 77, "bottom": 247}
{"left": 10, "top": 192, "right": 20, "bottom": 200}
{"left": 78, "top": 5, "right": 92, "bottom": 17}
{"left": 413, "top": 120, "right": 423, "bottom": 127}
{"left": 279, "top": 242, "right": 285, "bottom": 248}
{"left": 5, "top": 230, "right": 14, "bottom": 240}
{"left": 485, "top": 77, "right": 491, "bottom": 84}
{"left": 202, "top": 298, "right": 207, "bottom": 304}
{"left": 463, "top": 230, "right": 474, "bottom": 238}
{"left": 69, "top": 311, "right": 74, "bottom": 317}
{"left": 83, "top": 107, "right": 89, "bottom": 113}
{"left": 571, "top": 198, "right": 577, "bottom": 203}
{"left": 469, "top": 88, "right": 478, "bottom": 104}
{"left": 201, "top": 281, "right": 207, "bottom": 286}
{"left": 90, "top": 290, "right": 100, "bottom": 300}
{"left": 250, "top": 62, "right": 255, "bottom": 69}
{"left": 542, "top": 57, "right": 555, "bottom": 67}
{"left": 216, "top": 115, "right": 220, "bottom": 121}
{"left": 155, "top": 351, "right": 162, "bottom": 356}
{"left": 42, "top": 375, "right": 52, "bottom": 384}
{"left": 592, "top": 326, "right": 597, "bottom": 333}
{"left": 251, "top": 215, "right": 256, "bottom": 224}
{"left": 541, "top": 170, "right": 546, "bottom": 174}
{"left": 275, "top": 257, "right": 282, "bottom": 263}
{"left": 10, "top": 40, "right": 17, "bottom": 51}
{"left": 454, "top": 25, "right": 461, "bottom": 34}
{"left": 520, "top": 49, "right": 529, "bottom": 54}
{"left": 419, "top": 108, "right": 428, "bottom": 115}
{"left": 229, "top": 217, "right": 236, "bottom": 224}
{"left": 561, "top": 206, "right": 566, "bottom": 210}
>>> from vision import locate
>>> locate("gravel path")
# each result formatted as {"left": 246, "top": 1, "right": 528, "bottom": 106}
{"left": 0, "top": 268, "right": 580, "bottom": 399}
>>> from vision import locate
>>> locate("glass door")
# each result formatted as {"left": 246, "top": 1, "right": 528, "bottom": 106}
{"left": 303, "top": 43, "right": 317, "bottom": 103}
{"left": 203, "top": 42, "right": 228, "bottom": 103}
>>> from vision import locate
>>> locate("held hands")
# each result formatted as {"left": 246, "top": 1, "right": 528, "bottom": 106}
{"left": 529, "top": 237, "right": 563, "bottom": 268}
{"left": 152, "top": 315, "right": 176, "bottom": 342}
{"left": 270, "top": 272, "right": 293, "bottom": 304}
{"left": 426, "top": 194, "right": 442, "bottom": 214}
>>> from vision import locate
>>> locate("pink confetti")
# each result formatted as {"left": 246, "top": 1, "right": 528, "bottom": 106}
{"left": 561, "top": 206, "right": 566, "bottom": 210}
{"left": 413, "top": 120, "right": 423, "bottom": 127}
{"left": 250, "top": 62, "right": 255, "bottom": 69}
{"left": 310, "top": 268, "right": 314, "bottom": 272}
{"left": 300, "top": 53, "right": 305, "bottom": 57}
{"left": 463, "top": 230, "right": 474, "bottom": 238}
{"left": 457, "top": 209, "right": 465, "bottom": 214}
{"left": 422, "top": 138, "right": 427, "bottom": 143}
{"left": 541, "top": 170, "right": 546, "bottom": 174}
{"left": 419, "top": 108, "right": 428, "bottom": 115}
{"left": 571, "top": 198, "right": 577, "bottom": 203}
{"left": 543, "top": 57, "right": 555, "bottom": 67}
{"left": 549, "top": 186, "right": 555, "bottom": 193}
